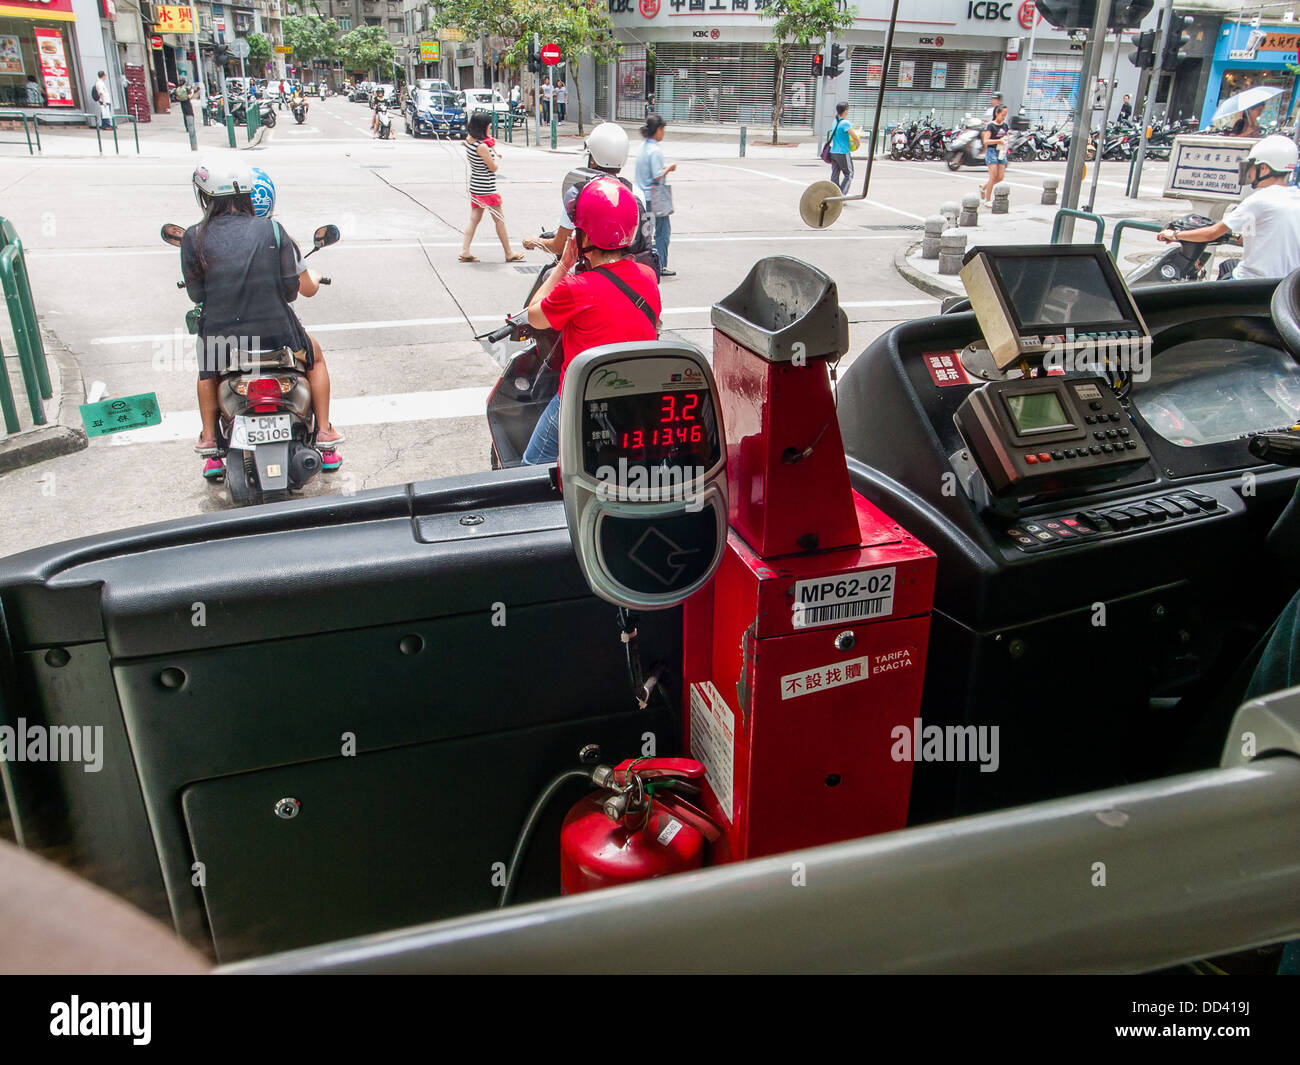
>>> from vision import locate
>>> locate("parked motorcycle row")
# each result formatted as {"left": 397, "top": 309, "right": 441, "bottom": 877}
{"left": 886, "top": 110, "right": 1204, "bottom": 170}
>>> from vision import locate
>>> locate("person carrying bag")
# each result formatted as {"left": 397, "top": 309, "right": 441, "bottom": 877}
{"left": 636, "top": 114, "right": 677, "bottom": 276}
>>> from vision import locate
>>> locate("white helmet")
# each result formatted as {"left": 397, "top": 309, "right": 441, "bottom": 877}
{"left": 1246, "top": 135, "right": 1299, "bottom": 180}
{"left": 192, "top": 160, "right": 256, "bottom": 211}
{"left": 585, "top": 122, "right": 629, "bottom": 170}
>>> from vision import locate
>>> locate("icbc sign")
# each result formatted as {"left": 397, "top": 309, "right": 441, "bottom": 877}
{"left": 968, "top": 1, "right": 1013, "bottom": 20}
{"left": 640, "top": 0, "right": 659, "bottom": 15}
{"left": 1018, "top": 0, "right": 1038, "bottom": 29}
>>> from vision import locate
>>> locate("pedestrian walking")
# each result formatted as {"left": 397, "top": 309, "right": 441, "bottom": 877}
{"left": 636, "top": 114, "right": 676, "bottom": 277}
{"left": 92, "top": 70, "right": 111, "bottom": 130}
{"left": 556, "top": 81, "right": 567, "bottom": 123}
{"left": 459, "top": 111, "right": 526, "bottom": 264}
{"left": 175, "top": 77, "right": 195, "bottom": 132}
{"left": 542, "top": 78, "right": 552, "bottom": 123}
{"left": 24, "top": 75, "right": 43, "bottom": 107}
{"left": 510, "top": 83, "right": 520, "bottom": 109}
{"left": 980, "top": 104, "right": 1010, "bottom": 207}
{"left": 827, "top": 101, "right": 854, "bottom": 194}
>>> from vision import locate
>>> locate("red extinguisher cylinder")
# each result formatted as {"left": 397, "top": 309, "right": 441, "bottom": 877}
{"left": 560, "top": 795, "right": 706, "bottom": 894}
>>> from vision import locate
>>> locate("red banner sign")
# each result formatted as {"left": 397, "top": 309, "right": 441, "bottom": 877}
{"left": 34, "top": 27, "right": 74, "bottom": 107}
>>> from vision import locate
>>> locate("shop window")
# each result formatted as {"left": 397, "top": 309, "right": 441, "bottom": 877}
{"left": 338, "top": 16, "right": 351, "bottom": 29}
{"left": 0, "top": 18, "right": 80, "bottom": 109}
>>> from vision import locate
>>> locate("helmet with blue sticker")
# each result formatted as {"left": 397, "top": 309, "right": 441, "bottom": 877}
{"left": 249, "top": 166, "right": 276, "bottom": 218}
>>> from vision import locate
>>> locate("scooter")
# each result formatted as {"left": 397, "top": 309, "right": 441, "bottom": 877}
{"left": 160, "top": 222, "right": 342, "bottom": 507}
{"left": 945, "top": 115, "right": 988, "bottom": 170}
{"left": 376, "top": 102, "right": 394, "bottom": 139}
{"left": 229, "top": 96, "right": 277, "bottom": 129}
{"left": 292, "top": 98, "right": 307, "bottom": 124}
{"left": 1123, "top": 214, "right": 1240, "bottom": 286}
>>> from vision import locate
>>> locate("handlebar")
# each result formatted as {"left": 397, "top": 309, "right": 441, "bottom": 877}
{"left": 481, "top": 308, "right": 529, "bottom": 344}
{"left": 1249, "top": 432, "right": 1300, "bottom": 466}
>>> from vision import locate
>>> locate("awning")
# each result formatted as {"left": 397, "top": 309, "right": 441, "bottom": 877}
{"left": 0, "top": 4, "right": 76, "bottom": 19}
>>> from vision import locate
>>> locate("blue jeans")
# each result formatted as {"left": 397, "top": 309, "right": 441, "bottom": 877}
{"left": 652, "top": 213, "right": 671, "bottom": 270}
{"left": 522, "top": 393, "right": 561, "bottom": 465}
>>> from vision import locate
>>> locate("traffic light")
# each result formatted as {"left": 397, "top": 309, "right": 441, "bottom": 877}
{"left": 213, "top": 44, "right": 228, "bottom": 66}
{"left": 1162, "top": 16, "right": 1193, "bottom": 72}
{"left": 1130, "top": 28, "right": 1156, "bottom": 68}
{"left": 526, "top": 39, "right": 540, "bottom": 74}
{"left": 812, "top": 53, "right": 824, "bottom": 78}
{"left": 1035, "top": 0, "right": 1153, "bottom": 31}
{"left": 826, "top": 44, "right": 844, "bottom": 79}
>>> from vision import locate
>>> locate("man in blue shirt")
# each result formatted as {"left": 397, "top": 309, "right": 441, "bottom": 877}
{"left": 828, "top": 102, "right": 853, "bottom": 194}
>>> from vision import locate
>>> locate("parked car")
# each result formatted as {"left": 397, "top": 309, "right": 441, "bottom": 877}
{"left": 406, "top": 89, "right": 466, "bottom": 139}
{"left": 460, "top": 87, "right": 511, "bottom": 118}
{"left": 349, "top": 82, "right": 373, "bottom": 103}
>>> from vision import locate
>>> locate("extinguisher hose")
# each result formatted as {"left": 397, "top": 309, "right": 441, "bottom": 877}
{"left": 499, "top": 768, "right": 593, "bottom": 909}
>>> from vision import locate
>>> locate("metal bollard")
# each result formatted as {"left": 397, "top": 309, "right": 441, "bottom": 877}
{"left": 226, "top": 115, "right": 236, "bottom": 148}
{"left": 959, "top": 193, "right": 981, "bottom": 228}
{"left": 991, "top": 181, "right": 1010, "bottom": 215}
{"left": 921, "top": 215, "right": 946, "bottom": 260}
{"left": 940, "top": 200, "right": 959, "bottom": 228}
{"left": 740, "top": 125, "right": 747, "bottom": 157}
{"left": 1041, "top": 177, "right": 1059, "bottom": 206}
{"left": 939, "top": 230, "right": 967, "bottom": 275}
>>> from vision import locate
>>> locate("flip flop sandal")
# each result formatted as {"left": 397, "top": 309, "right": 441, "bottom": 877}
{"left": 320, "top": 450, "right": 343, "bottom": 472}
{"left": 505, "top": 253, "right": 526, "bottom": 262}
{"left": 202, "top": 457, "right": 226, "bottom": 482}
{"left": 195, "top": 441, "right": 222, "bottom": 457}
{"left": 316, "top": 428, "right": 347, "bottom": 447}
{"left": 459, "top": 254, "right": 479, "bottom": 262}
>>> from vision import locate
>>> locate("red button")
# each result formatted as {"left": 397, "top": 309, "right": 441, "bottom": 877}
{"left": 1062, "top": 518, "right": 1080, "bottom": 527}
{"left": 1037, "top": 452, "right": 1052, "bottom": 462}
{"left": 1025, "top": 454, "right": 1038, "bottom": 464}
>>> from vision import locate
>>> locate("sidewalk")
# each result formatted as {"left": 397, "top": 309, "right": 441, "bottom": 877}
{"left": 892, "top": 162, "right": 1199, "bottom": 298}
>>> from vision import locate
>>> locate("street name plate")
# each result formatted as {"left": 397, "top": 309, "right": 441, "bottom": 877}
{"left": 1164, "top": 135, "right": 1258, "bottom": 203}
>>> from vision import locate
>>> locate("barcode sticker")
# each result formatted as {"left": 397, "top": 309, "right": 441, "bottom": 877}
{"left": 792, "top": 567, "right": 896, "bottom": 629}
{"left": 657, "top": 818, "right": 683, "bottom": 846}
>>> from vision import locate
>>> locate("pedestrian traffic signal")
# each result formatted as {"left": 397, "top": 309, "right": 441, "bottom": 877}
{"left": 1162, "top": 16, "right": 1193, "bottom": 72}
{"left": 1130, "top": 29, "right": 1156, "bottom": 68}
{"left": 826, "top": 45, "right": 844, "bottom": 79}
{"left": 526, "top": 40, "right": 541, "bottom": 74}
{"left": 812, "top": 54, "right": 824, "bottom": 78}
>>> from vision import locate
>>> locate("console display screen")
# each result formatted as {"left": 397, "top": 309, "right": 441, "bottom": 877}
{"left": 581, "top": 389, "right": 722, "bottom": 477}
{"left": 995, "top": 254, "right": 1130, "bottom": 331}
{"left": 1006, "top": 390, "right": 1074, "bottom": 434}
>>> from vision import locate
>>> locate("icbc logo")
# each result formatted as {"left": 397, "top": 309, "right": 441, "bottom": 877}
{"left": 919, "top": 36, "right": 945, "bottom": 46}
{"left": 711, "top": 28, "right": 720, "bottom": 38}
{"left": 640, "top": 0, "right": 659, "bottom": 16}
{"left": 1018, "top": 0, "right": 1037, "bottom": 29}
{"left": 967, "top": 1, "right": 1013, "bottom": 20}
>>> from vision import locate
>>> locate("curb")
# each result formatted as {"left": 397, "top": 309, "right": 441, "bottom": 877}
{"left": 0, "top": 327, "right": 88, "bottom": 476}
{"left": 893, "top": 241, "right": 962, "bottom": 300}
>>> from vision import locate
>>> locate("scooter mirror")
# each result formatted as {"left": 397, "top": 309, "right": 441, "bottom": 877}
{"left": 160, "top": 223, "right": 184, "bottom": 247}
{"left": 313, "top": 224, "right": 341, "bottom": 250}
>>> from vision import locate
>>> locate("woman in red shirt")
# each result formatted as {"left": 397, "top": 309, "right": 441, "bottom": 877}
{"left": 522, "top": 177, "right": 661, "bottom": 464}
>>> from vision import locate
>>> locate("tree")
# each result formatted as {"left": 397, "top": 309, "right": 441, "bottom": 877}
{"left": 282, "top": 15, "right": 341, "bottom": 68}
{"left": 339, "top": 25, "right": 398, "bottom": 82}
{"left": 247, "top": 33, "right": 272, "bottom": 73}
{"left": 433, "top": 0, "right": 621, "bottom": 135}
{"left": 761, "top": 0, "right": 855, "bottom": 145}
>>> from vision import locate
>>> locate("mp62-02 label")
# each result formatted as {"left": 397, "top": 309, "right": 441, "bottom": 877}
{"left": 792, "top": 567, "right": 896, "bottom": 629}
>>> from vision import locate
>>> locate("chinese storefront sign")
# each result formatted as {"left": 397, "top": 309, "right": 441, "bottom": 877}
{"left": 156, "top": 6, "right": 196, "bottom": 35}
{"left": 420, "top": 41, "right": 440, "bottom": 62}
{"left": 34, "top": 28, "right": 73, "bottom": 108}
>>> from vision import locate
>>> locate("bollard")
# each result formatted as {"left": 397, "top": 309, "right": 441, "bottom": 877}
{"left": 991, "top": 181, "right": 1010, "bottom": 215}
{"left": 921, "top": 215, "right": 946, "bottom": 260}
{"left": 959, "top": 193, "right": 981, "bottom": 227}
{"left": 940, "top": 200, "right": 959, "bottom": 227}
{"left": 186, "top": 112, "right": 197, "bottom": 152}
{"left": 1042, "top": 177, "right": 1059, "bottom": 206}
{"left": 226, "top": 114, "right": 236, "bottom": 148}
{"left": 550, "top": 115, "right": 557, "bottom": 150}
{"left": 939, "top": 230, "right": 967, "bottom": 275}
{"left": 740, "top": 125, "right": 747, "bottom": 157}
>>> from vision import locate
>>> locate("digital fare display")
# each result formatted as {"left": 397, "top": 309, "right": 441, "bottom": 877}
{"left": 1006, "top": 390, "right": 1074, "bottom": 434}
{"left": 582, "top": 388, "right": 721, "bottom": 480}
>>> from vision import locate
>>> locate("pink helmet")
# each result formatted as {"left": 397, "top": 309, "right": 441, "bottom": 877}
{"left": 572, "top": 176, "right": 638, "bottom": 251}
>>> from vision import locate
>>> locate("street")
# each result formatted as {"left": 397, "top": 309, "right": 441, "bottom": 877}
{"left": 0, "top": 97, "right": 1174, "bottom": 556}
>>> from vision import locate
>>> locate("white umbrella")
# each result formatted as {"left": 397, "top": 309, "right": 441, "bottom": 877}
{"left": 1213, "top": 85, "right": 1283, "bottom": 122}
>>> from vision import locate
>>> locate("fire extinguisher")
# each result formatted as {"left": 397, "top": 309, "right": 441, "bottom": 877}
{"left": 560, "top": 758, "right": 721, "bottom": 895}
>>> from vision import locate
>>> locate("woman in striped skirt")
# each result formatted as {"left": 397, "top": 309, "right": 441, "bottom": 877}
{"left": 460, "top": 111, "right": 525, "bottom": 263}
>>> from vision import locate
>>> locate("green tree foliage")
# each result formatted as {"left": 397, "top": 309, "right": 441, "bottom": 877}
{"left": 282, "top": 15, "right": 340, "bottom": 66}
{"left": 433, "top": 0, "right": 621, "bottom": 135}
{"left": 761, "top": 0, "right": 855, "bottom": 144}
{"left": 247, "top": 33, "right": 272, "bottom": 71}
{"left": 339, "top": 26, "right": 398, "bottom": 81}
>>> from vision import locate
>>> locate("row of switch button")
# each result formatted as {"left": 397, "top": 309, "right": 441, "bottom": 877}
{"left": 1084, "top": 413, "right": 1123, "bottom": 425}
{"left": 1006, "top": 492, "right": 1221, "bottom": 550}
{"left": 1027, "top": 440, "right": 1139, "bottom": 464}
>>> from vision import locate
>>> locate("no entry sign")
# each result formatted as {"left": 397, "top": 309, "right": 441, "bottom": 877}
{"left": 541, "top": 43, "right": 562, "bottom": 66}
